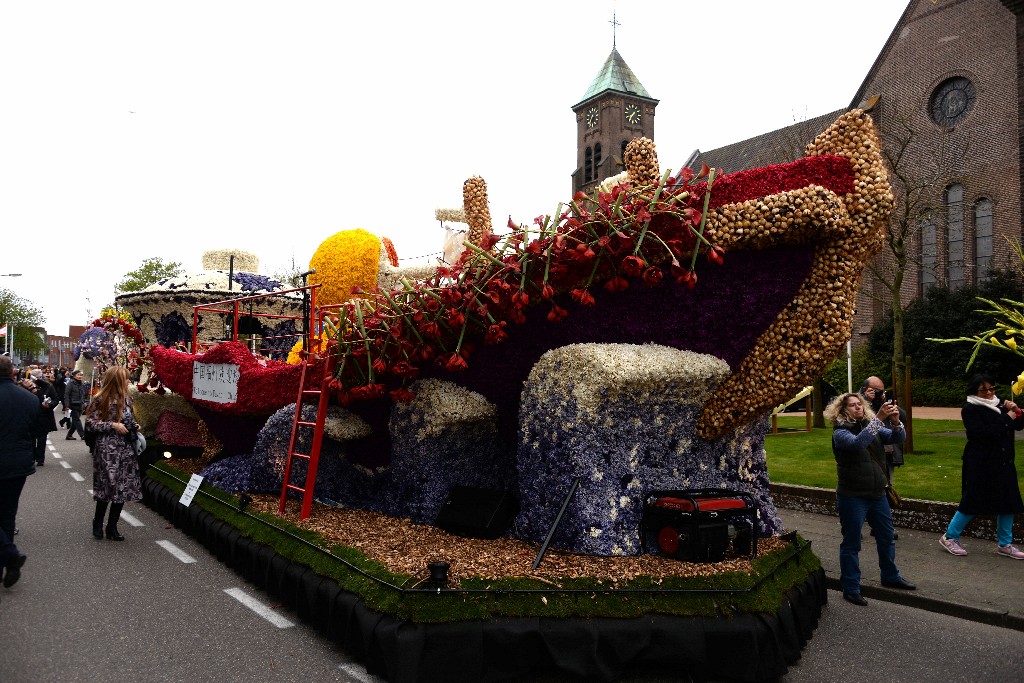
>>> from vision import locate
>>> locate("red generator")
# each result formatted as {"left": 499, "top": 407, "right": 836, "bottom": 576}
{"left": 642, "top": 489, "right": 759, "bottom": 562}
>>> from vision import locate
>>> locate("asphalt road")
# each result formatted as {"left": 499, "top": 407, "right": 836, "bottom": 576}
{"left": 3, "top": 433, "right": 1023, "bottom": 683}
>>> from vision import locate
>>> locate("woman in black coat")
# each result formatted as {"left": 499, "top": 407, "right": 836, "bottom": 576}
{"left": 939, "top": 374, "right": 1024, "bottom": 559}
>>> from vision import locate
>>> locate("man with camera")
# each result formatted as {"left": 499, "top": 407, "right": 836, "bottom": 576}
{"left": 861, "top": 377, "right": 907, "bottom": 535}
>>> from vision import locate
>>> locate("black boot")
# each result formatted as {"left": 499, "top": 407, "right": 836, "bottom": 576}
{"left": 105, "top": 503, "right": 125, "bottom": 541}
{"left": 93, "top": 501, "right": 107, "bottom": 539}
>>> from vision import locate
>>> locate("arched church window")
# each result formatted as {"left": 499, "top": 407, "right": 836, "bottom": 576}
{"left": 621, "top": 140, "right": 629, "bottom": 161}
{"left": 974, "top": 198, "right": 993, "bottom": 281}
{"left": 594, "top": 143, "right": 602, "bottom": 179}
{"left": 920, "top": 218, "right": 936, "bottom": 294}
{"left": 946, "top": 184, "right": 964, "bottom": 290}
{"left": 585, "top": 147, "right": 593, "bottom": 183}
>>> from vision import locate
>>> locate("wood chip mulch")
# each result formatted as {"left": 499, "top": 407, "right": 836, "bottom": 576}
{"left": 241, "top": 495, "right": 787, "bottom": 588}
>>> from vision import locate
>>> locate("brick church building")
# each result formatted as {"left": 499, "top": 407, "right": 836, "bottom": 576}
{"left": 587, "top": 0, "right": 1024, "bottom": 344}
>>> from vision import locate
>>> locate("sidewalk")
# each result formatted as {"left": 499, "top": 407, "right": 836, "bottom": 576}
{"left": 775, "top": 405, "right": 1024, "bottom": 630}
{"left": 777, "top": 507, "right": 1024, "bottom": 630}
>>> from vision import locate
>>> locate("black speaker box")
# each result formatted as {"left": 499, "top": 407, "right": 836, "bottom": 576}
{"left": 434, "top": 486, "right": 519, "bottom": 539}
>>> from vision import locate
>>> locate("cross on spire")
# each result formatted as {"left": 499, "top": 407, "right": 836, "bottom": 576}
{"left": 610, "top": 11, "right": 620, "bottom": 48}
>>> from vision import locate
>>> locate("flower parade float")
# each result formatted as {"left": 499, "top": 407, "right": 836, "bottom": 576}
{"left": 140, "top": 110, "right": 892, "bottom": 682}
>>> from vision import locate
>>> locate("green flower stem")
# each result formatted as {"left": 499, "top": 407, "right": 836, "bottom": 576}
{"left": 352, "top": 302, "right": 375, "bottom": 383}
{"left": 688, "top": 169, "right": 716, "bottom": 271}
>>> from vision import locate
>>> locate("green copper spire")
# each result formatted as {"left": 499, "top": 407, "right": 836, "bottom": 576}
{"left": 577, "top": 47, "right": 652, "bottom": 104}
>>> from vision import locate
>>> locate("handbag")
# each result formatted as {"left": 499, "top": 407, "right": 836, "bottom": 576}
{"left": 127, "top": 429, "right": 146, "bottom": 457}
{"left": 885, "top": 485, "right": 902, "bottom": 509}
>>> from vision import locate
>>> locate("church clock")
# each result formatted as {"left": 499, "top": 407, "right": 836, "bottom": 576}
{"left": 624, "top": 103, "right": 642, "bottom": 125}
{"left": 586, "top": 106, "right": 600, "bottom": 128}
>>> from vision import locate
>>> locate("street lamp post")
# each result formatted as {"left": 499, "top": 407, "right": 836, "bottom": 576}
{"left": 1, "top": 274, "right": 23, "bottom": 356}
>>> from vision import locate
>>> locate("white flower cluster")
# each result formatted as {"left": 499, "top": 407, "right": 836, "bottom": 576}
{"left": 394, "top": 378, "right": 497, "bottom": 439}
{"left": 527, "top": 343, "right": 729, "bottom": 420}
{"left": 597, "top": 171, "right": 630, "bottom": 194}
{"left": 434, "top": 208, "right": 467, "bottom": 223}
{"left": 322, "top": 406, "right": 372, "bottom": 441}
{"left": 202, "top": 249, "right": 259, "bottom": 273}
{"left": 377, "top": 260, "right": 440, "bottom": 293}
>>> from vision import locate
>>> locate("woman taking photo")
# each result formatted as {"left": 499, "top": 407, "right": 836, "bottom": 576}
{"left": 84, "top": 367, "right": 142, "bottom": 541}
{"left": 939, "top": 374, "right": 1024, "bottom": 559}
{"left": 825, "top": 391, "right": 915, "bottom": 606}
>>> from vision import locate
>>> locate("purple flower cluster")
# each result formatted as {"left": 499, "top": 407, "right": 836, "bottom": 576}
{"left": 75, "top": 326, "right": 116, "bottom": 361}
{"left": 155, "top": 312, "right": 193, "bottom": 347}
{"left": 232, "top": 272, "right": 284, "bottom": 293}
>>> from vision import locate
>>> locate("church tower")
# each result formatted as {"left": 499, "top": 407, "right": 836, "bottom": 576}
{"left": 571, "top": 26, "right": 658, "bottom": 195}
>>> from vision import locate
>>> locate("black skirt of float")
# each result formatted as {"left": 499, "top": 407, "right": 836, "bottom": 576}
{"left": 142, "top": 476, "right": 826, "bottom": 683}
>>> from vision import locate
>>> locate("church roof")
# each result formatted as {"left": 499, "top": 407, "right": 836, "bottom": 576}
{"left": 575, "top": 47, "right": 656, "bottom": 108}
{"left": 687, "top": 108, "right": 848, "bottom": 175}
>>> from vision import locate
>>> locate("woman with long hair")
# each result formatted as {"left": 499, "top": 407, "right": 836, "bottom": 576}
{"left": 84, "top": 367, "right": 141, "bottom": 541}
{"left": 824, "top": 391, "right": 914, "bottom": 606}
{"left": 938, "top": 374, "right": 1024, "bottom": 559}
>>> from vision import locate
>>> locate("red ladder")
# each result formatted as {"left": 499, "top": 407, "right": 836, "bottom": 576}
{"left": 278, "top": 330, "right": 333, "bottom": 520}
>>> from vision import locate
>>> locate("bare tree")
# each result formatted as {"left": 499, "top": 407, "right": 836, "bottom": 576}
{"left": 863, "top": 104, "right": 968, "bottom": 403}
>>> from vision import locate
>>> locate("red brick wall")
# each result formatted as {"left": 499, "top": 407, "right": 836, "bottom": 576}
{"left": 853, "top": 0, "right": 1022, "bottom": 345}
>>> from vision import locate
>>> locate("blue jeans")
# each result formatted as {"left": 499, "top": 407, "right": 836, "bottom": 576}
{"left": 836, "top": 493, "right": 902, "bottom": 594}
{"left": 946, "top": 511, "right": 1015, "bottom": 546}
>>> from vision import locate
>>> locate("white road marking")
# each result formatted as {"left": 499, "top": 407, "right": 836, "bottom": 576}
{"left": 52, "top": 453, "right": 62, "bottom": 459}
{"left": 47, "top": 445, "right": 56, "bottom": 451}
{"left": 70, "top": 473, "right": 85, "bottom": 482}
{"left": 337, "top": 663, "right": 383, "bottom": 682}
{"left": 156, "top": 540, "right": 197, "bottom": 564}
{"left": 59, "top": 461, "right": 71, "bottom": 469}
{"left": 223, "top": 588, "right": 295, "bottom": 628}
{"left": 120, "top": 511, "right": 144, "bottom": 527}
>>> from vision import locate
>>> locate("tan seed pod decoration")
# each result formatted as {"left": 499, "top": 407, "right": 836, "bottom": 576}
{"left": 462, "top": 176, "right": 492, "bottom": 248}
{"left": 623, "top": 137, "right": 660, "bottom": 187}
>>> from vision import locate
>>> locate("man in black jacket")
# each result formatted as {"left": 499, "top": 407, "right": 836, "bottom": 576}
{"left": 0, "top": 355, "right": 40, "bottom": 588}
{"left": 64, "top": 369, "right": 87, "bottom": 440}
{"left": 28, "top": 369, "right": 59, "bottom": 465}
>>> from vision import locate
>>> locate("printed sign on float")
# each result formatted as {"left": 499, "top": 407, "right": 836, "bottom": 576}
{"left": 179, "top": 473, "right": 204, "bottom": 507}
{"left": 192, "top": 362, "right": 240, "bottom": 404}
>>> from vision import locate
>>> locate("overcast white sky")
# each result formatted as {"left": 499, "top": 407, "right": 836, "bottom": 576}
{"left": 0, "top": 0, "right": 909, "bottom": 335}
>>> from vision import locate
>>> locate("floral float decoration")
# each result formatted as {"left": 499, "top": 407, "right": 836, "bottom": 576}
{"left": 115, "top": 249, "right": 304, "bottom": 351}
{"left": 73, "top": 313, "right": 148, "bottom": 378}
{"left": 323, "top": 110, "right": 892, "bottom": 444}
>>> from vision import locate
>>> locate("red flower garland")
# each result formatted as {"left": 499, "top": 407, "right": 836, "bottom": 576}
{"left": 324, "top": 154, "right": 857, "bottom": 407}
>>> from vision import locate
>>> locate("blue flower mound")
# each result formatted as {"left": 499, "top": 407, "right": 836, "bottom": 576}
{"left": 514, "top": 352, "right": 783, "bottom": 557}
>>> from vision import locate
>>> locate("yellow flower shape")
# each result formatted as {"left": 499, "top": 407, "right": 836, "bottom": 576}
{"left": 286, "top": 332, "right": 330, "bottom": 365}
{"left": 309, "top": 229, "right": 382, "bottom": 306}
{"left": 1006, "top": 336, "right": 1018, "bottom": 352}
{"left": 1014, "top": 371, "right": 1024, "bottom": 396}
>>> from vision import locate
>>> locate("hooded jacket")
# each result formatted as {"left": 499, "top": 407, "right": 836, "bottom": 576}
{"left": 832, "top": 417, "right": 905, "bottom": 498}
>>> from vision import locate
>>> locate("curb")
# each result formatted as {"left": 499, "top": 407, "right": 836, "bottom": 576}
{"left": 823, "top": 576, "right": 1024, "bottom": 632}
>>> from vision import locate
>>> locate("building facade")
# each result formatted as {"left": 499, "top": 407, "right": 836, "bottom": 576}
{"left": 689, "top": 0, "right": 1024, "bottom": 344}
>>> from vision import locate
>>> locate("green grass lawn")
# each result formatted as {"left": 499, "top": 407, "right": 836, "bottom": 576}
{"left": 764, "top": 416, "right": 1024, "bottom": 503}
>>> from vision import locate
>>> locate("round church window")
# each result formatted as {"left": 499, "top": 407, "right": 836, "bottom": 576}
{"left": 929, "top": 77, "right": 976, "bottom": 127}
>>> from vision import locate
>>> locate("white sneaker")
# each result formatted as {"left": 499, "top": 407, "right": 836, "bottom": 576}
{"left": 995, "top": 544, "right": 1024, "bottom": 560}
{"left": 939, "top": 534, "right": 967, "bottom": 556}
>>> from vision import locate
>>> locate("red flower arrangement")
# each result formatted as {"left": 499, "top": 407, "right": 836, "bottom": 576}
{"left": 149, "top": 341, "right": 326, "bottom": 416}
{"left": 325, "top": 153, "right": 856, "bottom": 409}
{"left": 92, "top": 314, "right": 146, "bottom": 347}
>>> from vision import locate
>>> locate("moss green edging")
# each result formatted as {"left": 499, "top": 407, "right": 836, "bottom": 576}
{"left": 145, "top": 462, "right": 821, "bottom": 623}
